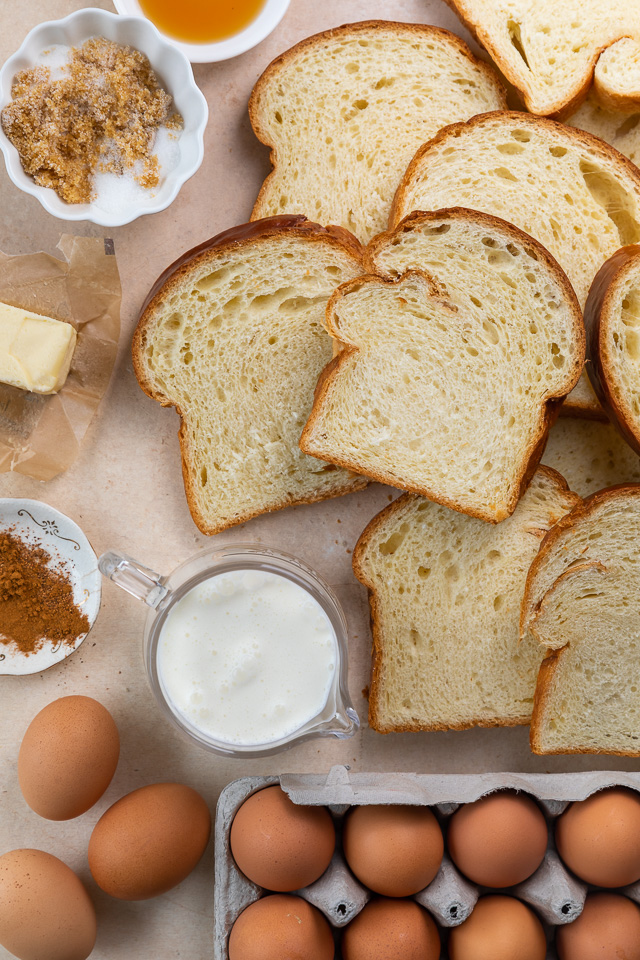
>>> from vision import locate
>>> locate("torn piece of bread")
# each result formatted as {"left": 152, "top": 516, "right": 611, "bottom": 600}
{"left": 354, "top": 467, "right": 579, "bottom": 733}
{"left": 444, "top": 1, "right": 640, "bottom": 117}
{"left": 392, "top": 111, "right": 640, "bottom": 416}
{"left": 132, "top": 216, "right": 367, "bottom": 535}
{"left": 249, "top": 20, "right": 506, "bottom": 244}
{"left": 542, "top": 418, "right": 640, "bottom": 498}
{"left": 584, "top": 245, "right": 640, "bottom": 455}
{"left": 568, "top": 93, "right": 640, "bottom": 168}
{"left": 522, "top": 486, "right": 640, "bottom": 755}
{"left": 301, "top": 209, "right": 584, "bottom": 523}
{"left": 593, "top": 38, "right": 640, "bottom": 114}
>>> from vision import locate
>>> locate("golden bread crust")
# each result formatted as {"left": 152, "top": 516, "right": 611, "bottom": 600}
{"left": 301, "top": 208, "right": 584, "bottom": 523}
{"left": 132, "top": 216, "right": 367, "bottom": 535}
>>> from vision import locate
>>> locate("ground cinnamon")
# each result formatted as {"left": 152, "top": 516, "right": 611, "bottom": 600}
{"left": 0, "top": 531, "right": 89, "bottom": 654}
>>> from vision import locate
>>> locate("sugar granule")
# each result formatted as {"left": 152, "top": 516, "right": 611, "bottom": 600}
{"left": 1, "top": 36, "right": 183, "bottom": 205}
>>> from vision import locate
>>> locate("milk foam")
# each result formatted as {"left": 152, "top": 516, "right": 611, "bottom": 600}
{"left": 156, "top": 569, "right": 338, "bottom": 746}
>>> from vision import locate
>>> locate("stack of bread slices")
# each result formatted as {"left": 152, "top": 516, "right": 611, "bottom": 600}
{"left": 134, "top": 9, "right": 640, "bottom": 757}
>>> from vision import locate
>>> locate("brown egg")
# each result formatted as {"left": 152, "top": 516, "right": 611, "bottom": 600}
{"left": 342, "top": 897, "right": 440, "bottom": 960}
{"left": 447, "top": 792, "right": 547, "bottom": 887}
{"left": 555, "top": 787, "right": 640, "bottom": 887}
{"left": 0, "top": 849, "right": 96, "bottom": 960}
{"left": 228, "top": 894, "right": 334, "bottom": 960}
{"left": 342, "top": 804, "right": 444, "bottom": 896}
{"left": 88, "top": 782, "right": 210, "bottom": 899}
{"left": 230, "top": 786, "right": 335, "bottom": 891}
{"left": 556, "top": 893, "right": 640, "bottom": 960}
{"left": 449, "top": 895, "right": 546, "bottom": 960}
{"left": 18, "top": 695, "right": 119, "bottom": 821}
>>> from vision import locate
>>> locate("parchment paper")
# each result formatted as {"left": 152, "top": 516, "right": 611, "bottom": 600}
{"left": 0, "top": 235, "right": 121, "bottom": 480}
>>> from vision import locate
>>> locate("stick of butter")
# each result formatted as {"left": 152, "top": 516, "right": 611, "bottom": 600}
{"left": 0, "top": 301, "right": 77, "bottom": 394}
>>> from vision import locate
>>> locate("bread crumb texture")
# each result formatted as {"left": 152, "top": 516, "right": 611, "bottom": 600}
{"left": 569, "top": 92, "right": 640, "bottom": 171}
{"left": 303, "top": 212, "right": 583, "bottom": 522}
{"left": 447, "top": 0, "right": 640, "bottom": 116}
{"left": 394, "top": 112, "right": 640, "bottom": 414}
{"left": 250, "top": 22, "right": 505, "bottom": 243}
{"left": 354, "top": 468, "right": 578, "bottom": 732}
{"left": 542, "top": 418, "right": 640, "bottom": 497}
{"left": 524, "top": 488, "right": 640, "bottom": 755}
{"left": 134, "top": 231, "right": 364, "bottom": 534}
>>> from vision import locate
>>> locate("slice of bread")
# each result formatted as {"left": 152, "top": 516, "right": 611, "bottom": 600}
{"left": 592, "top": 38, "right": 640, "bottom": 114}
{"left": 584, "top": 245, "right": 640, "bottom": 454}
{"left": 249, "top": 21, "right": 506, "bottom": 245}
{"left": 522, "top": 486, "right": 640, "bottom": 755}
{"left": 392, "top": 111, "right": 640, "bottom": 416}
{"left": 444, "top": 1, "right": 640, "bottom": 117}
{"left": 132, "top": 216, "right": 367, "bottom": 535}
{"left": 542, "top": 418, "right": 640, "bottom": 498}
{"left": 568, "top": 93, "right": 640, "bottom": 169}
{"left": 301, "top": 209, "right": 584, "bottom": 523}
{"left": 354, "top": 467, "right": 579, "bottom": 733}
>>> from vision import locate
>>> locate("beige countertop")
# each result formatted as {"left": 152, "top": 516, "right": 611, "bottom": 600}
{"left": 1, "top": 2, "right": 639, "bottom": 958}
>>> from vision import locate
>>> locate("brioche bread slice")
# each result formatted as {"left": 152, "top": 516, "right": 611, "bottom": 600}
{"left": 444, "top": 1, "right": 640, "bottom": 117}
{"left": 591, "top": 38, "right": 640, "bottom": 114}
{"left": 584, "top": 245, "right": 640, "bottom": 456}
{"left": 301, "top": 209, "right": 584, "bottom": 523}
{"left": 522, "top": 486, "right": 640, "bottom": 755}
{"left": 392, "top": 111, "right": 640, "bottom": 416}
{"left": 542, "top": 418, "right": 640, "bottom": 498}
{"left": 568, "top": 93, "right": 640, "bottom": 169}
{"left": 249, "top": 21, "right": 506, "bottom": 244}
{"left": 354, "top": 467, "right": 579, "bottom": 733}
{"left": 132, "top": 216, "right": 367, "bottom": 535}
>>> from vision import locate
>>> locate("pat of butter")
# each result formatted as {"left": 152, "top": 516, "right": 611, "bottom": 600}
{"left": 0, "top": 301, "right": 77, "bottom": 394}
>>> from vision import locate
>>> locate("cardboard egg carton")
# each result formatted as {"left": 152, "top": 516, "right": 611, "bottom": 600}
{"left": 214, "top": 765, "right": 640, "bottom": 959}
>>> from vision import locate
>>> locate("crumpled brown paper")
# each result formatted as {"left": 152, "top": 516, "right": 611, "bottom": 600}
{"left": 0, "top": 235, "right": 121, "bottom": 480}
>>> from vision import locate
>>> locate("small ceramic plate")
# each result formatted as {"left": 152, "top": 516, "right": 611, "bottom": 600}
{"left": 0, "top": 499, "right": 101, "bottom": 676}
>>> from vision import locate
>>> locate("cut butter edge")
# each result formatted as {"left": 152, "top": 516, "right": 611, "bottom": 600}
{"left": 0, "top": 301, "right": 77, "bottom": 394}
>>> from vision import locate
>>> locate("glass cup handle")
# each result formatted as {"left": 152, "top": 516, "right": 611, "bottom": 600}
{"left": 98, "top": 550, "right": 168, "bottom": 608}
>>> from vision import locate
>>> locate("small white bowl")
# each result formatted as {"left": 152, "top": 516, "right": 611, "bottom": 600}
{"left": 0, "top": 8, "right": 208, "bottom": 227}
{"left": 0, "top": 499, "right": 101, "bottom": 676}
{"left": 113, "top": 0, "right": 290, "bottom": 63}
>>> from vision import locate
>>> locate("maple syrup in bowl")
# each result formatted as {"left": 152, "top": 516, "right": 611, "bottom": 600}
{"left": 114, "top": 0, "right": 290, "bottom": 62}
{"left": 139, "top": 0, "right": 265, "bottom": 44}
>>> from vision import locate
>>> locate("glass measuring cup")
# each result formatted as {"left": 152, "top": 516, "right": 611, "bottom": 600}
{"left": 98, "top": 543, "right": 359, "bottom": 757}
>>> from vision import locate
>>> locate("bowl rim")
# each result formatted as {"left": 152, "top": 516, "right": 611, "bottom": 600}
{"left": 112, "top": 0, "right": 291, "bottom": 63}
{"left": 0, "top": 6, "right": 208, "bottom": 227}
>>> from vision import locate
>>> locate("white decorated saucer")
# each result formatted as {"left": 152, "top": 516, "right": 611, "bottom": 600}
{"left": 0, "top": 499, "right": 101, "bottom": 676}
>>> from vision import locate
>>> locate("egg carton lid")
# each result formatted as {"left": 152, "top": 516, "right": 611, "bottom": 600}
{"left": 214, "top": 766, "right": 640, "bottom": 960}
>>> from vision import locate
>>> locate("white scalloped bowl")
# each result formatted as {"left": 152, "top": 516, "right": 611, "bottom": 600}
{"left": 0, "top": 8, "right": 208, "bottom": 227}
{"left": 113, "top": 0, "right": 290, "bottom": 63}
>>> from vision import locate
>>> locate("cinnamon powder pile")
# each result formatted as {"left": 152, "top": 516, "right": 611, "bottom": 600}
{"left": 0, "top": 531, "right": 89, "bottom": 654}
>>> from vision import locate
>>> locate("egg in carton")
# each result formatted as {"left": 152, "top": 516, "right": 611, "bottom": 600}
{"left": 214, "top": 765, "right": 640, "bottom": 959}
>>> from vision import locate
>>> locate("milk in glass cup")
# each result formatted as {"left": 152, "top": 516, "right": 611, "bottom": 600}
{"left": 99, "top": 544, "right": 359, "bottom": 757}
